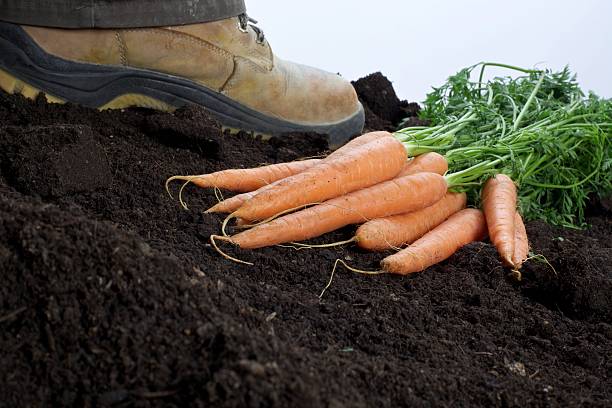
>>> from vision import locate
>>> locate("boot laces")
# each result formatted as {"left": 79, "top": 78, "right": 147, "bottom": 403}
{"left": 238, "top": 13, "right": 265, "bottom": 44}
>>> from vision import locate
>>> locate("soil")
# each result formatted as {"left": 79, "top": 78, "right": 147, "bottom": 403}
{"left": 0, "top": 73, "right": 610, "bottom": 408}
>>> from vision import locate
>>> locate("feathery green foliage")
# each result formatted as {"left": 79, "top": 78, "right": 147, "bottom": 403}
{"left": 395, "top": 62, "right": 612, "bottom": 228}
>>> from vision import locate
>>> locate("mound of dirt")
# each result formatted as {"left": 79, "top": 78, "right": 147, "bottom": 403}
{"left": 352, "top": 72, "right": 427, "bottom": 132}
{"left": 0, "top": 74, "right": 610, "bottom": 407}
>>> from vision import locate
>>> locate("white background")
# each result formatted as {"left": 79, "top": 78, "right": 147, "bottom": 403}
{"left": 248, "top": 1, "right": 611, "bottom": 103}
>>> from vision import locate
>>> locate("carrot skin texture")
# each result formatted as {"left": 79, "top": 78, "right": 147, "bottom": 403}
{"left": 231, "top": 172, "right": 448, "bottom": 249}
{"left": 233, "top": 136, "right": 408, "bottom": 221}
{"left": 190, "top": 159, "right": 320, "bottom": 192}
{"left": 512, "top": 212, "right": 529, "bottom": 269}
{"left": 398, "top": 152, "right": 448, "bottom": 177}
{"left": 206, "top": 131, "right": 391, "bottom": 214}
{"left": 381, "top": 208, "right": 487, "bottom": 275}
{"left": 356, "top": 192, "right": 467, "bottom": 251}
{"left": 481, "top": 174, "right": 517, "bottom": 267}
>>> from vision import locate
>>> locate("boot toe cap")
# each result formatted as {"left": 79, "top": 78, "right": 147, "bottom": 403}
{"left": 282, "top": 60, "right": 362, "bottom": 125}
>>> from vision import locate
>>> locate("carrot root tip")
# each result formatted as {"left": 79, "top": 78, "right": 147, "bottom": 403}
{"left": 165, "top": 175, "right": 197, "bottom": 202}
{"left": 282, "top": 237, "right": 357, "bottom": 251}
{"left": 221, "top": 214, "right": 237, "bottom": 237}
{"left": 510, "top": 270, "right": 523, "bottom": 281}
{"left": 210, "top": 235, "right": 253, "bottom": 266}
{"left": 319, "top": 259, "right": 386, "bottom": 299}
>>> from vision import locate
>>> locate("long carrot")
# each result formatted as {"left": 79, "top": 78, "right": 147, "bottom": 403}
{"left": 233, "top": 136, "right": 408, "bottom": 221}
{"left": 512, "top": 212, "right": 529, "bottom": 270}
{"left": 228, "top": 172, "right": 448, "bottom": 249}
{"left": 481, "top": 174, "right": 517, "bottom": 267}
{"left": 169, "top": 131, "right": 391, "bottom": 196}
{"left": 355, "top": 192, "right": 467, "bottom": 251}
{"left": 381, "top": 208, "right": 487, "bottom": 275}
{"left": 205, "top": 131, "right": 393, "bottom": 214}
{"left": 208, "top": 152, "right": 448, "bottom": 215}
{"left": 169, "top": 159, "right": 321, "bottom": 193}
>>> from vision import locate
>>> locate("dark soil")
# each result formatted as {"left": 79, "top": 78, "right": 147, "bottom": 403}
{"left": 0, "top": 74, "right": 610, "bottom": 408}
{"left": 352, "top": 72, "right": 427, "bottom": 132}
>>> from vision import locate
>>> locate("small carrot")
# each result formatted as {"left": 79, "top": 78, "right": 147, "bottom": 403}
{"left": 233, "top": 136, "right": 408, "bottom": 221}
{"left": 397, "top": 152, "right": 448, "bottom": 177}
{"left": 228, "top": 172, "right": 448, "bottom": 249}
{"left": 381, "top": 208, "right": 487, "bottom": 275}
{"left": 167, "top": 159, "right": 321, "bottom": 193}
{"left": 512, "top": 212, "right": 529, "bottom": 270}
{"left": 481, "top": 174, "right": 517, "bottom": 267}
{"left": 355, "top": 192, "right": 467, "bottom": 251}
{"left": 207, "top": 151, "right": 448, "bottom": 215}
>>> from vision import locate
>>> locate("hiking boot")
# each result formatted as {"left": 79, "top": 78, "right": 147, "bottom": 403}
{"left": 0, "top": 16, "right": 364, "bottom": 146}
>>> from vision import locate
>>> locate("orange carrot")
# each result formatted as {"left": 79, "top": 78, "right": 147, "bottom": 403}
{"left": 205, "top": 131, "right": 391, "bottom": 214}
{"left": 178, "top": 159, "right": 322, "bottom": 192}
{"left": 233, "top": 136, "right": 408, "bottom": 221}
{"left": 208, "top": 151, "right": 447, "bottom": 215}
{"left": 512, "top": 212, "right": 529, "bottom": 270}
{"left": 381, "top": 208, "right": 487, "bottom": 275}
{"left": 229, "top": 172, "right": 448, "bottom": 249}
{"left": 398, "top": 152, "right": 448, "bottom": 177}
{"left": 481, "top": 174, "right": 517, "bottom": 267}
{"left": 356, "top": 192, "right": 467, "bottom": 251}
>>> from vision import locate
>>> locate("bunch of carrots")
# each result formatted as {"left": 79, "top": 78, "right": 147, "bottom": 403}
{"left": 167, "top": 63, "right": 610, "bottom": 278}
{"left": 167, "top": 131, "right": 528, "bottom": 276}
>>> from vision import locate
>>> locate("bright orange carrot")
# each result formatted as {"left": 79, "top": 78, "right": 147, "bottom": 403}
{"left": 233, "top": 136, "right": 408, "bottom": 221}
{"left": 169, "top": 158, "right": 321, "bottom": 193}
{"left": 381, "top": 208, "right": 487, "bottom": 275}
{"left": 512, "top": 212, "right": 529, "bottom": 270}
{"left": 397, "top": 152, "right": 448, "bottom": 177}
{"left": 207, "top": 151, "right": 447, "bottom": 215}
{"left": 229, "top": 172, "right": 448, "bottom": 249}
{"left": 481, "top": 174, "right": 517, "bottom": 267}
{"left": 205, "top": 131, "right": 391, "bottom": 214}
{"left": 356, "top": 192, "right": 467, "bottom": 251}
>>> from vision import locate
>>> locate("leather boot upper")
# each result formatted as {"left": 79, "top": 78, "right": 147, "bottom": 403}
{"left": 23, "top": 17, "right": 361, "bottom": 126}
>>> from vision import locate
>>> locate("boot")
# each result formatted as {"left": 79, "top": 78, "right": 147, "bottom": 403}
{"left": 0, "top": 15, "right": 364, "bottom": 146}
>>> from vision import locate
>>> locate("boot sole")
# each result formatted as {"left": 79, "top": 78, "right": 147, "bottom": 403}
{"left": 0, "top": 22, "right": 364, "bottom": 148}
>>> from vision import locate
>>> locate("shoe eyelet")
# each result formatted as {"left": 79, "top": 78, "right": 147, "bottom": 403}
{"left": 237, "top": 15, "right": 249, "bottom": 33}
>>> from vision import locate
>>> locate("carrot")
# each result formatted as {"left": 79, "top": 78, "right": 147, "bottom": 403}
{"left": 356, "top": 192, "right": 467, "bottom": 251}
{"left": 381, "top": 208, "right": 487, "bottom": 275}
{"left": 208, "top": 151, "right": 447, "bottom": 215}
{"left": 171, "top": 159, "right": 322, "bottom": 193}
{"left": 169, "top": 131, "right": 390, "bottom": 198}
{"left": 481, "top": 174, "right": 517, "bottom": 267}
{"left": 512, "top": 212, "right": 529, "bottom": 270}
{"left": 229, "top": 172, "right": 448, "bottom": 249}
{"left": 204, "top": 131, "right": 391, "bottom": 214}
{"left": 398, "top": 152, "right": 448, "bottom": 177}
{"left": 233, "top": 136, "right": 408, "bottom": 221}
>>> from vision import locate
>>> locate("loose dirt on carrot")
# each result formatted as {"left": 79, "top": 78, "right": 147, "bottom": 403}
{"left": 0, "top": 74, "right": 610, "bottom": 407}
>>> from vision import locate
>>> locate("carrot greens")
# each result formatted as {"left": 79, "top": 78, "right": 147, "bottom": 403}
{"left": 396, "top": 62, "right": 611, "bottom": 227}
